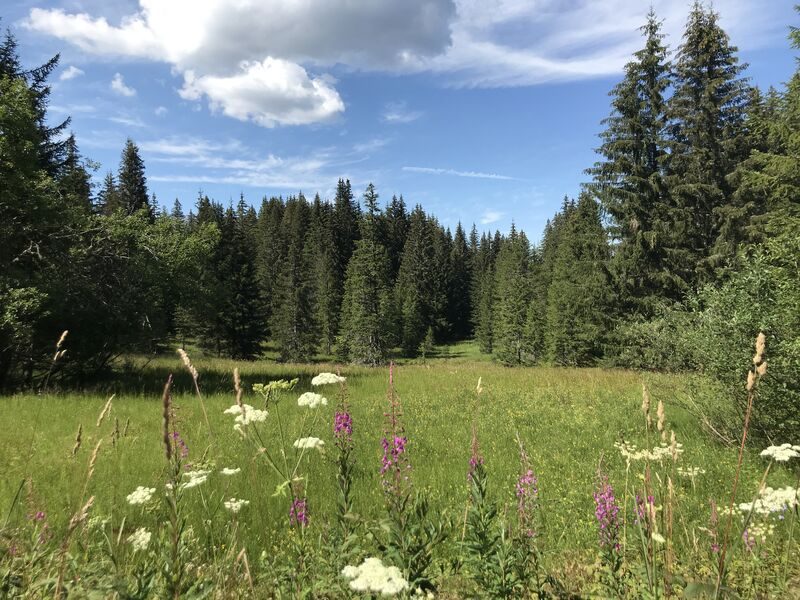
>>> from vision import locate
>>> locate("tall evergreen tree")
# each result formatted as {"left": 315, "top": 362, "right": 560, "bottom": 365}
{"left": 545, "top": 195, "right": 613, "bottom": 365}
{"left": 306, "top": 195, "right": 340, "bottom": 354}
{"left": 448, "top": 222, "right": 473, "bottom": 340}
{"left": 588, "top": 10, "right": 676, "bottom": 315}
{"left": 337, "top": 184, "right": 393, "bottom": 365}
{"left": 667, "top": 2, "right": 752, "bottom": 282}
{"left": 492, "top": 225, "right": 531, "bottom": 365}
{"left": 117, "top": 138, "right": 151, "bottom": 218}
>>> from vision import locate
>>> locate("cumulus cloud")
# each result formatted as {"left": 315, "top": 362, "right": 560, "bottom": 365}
{"left": 111, "top": 73, "right": 136, "bottom": 96}
{"left": 403, "top": 166, "right": 517, "bottom": 180}
{"left": 480, "top": 210, "right": 504, "bottom": 225}
{"left": 24, "top": 0, "right": 785, "bottom": 104}
{"left": 178, "top": 59, "right": 344, "bottom": 127}
{"left": 59, "top": 65, "right": 84, "bottom": 81}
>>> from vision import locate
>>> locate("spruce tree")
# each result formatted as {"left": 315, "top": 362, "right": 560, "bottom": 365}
{"left": 545, "top": 195, "right": 613, "bottom": 365}
{"left": 117, "top": 138, "right": 151, "bottom": 218}
{"left": 337, "top": 184, "right": 393, "bottom": 365}
{"left": 492, "top": 225, "right": 531, "bottom": 365}
{"left": 472, "top": 233, "right": 496, "bottom": 353}
{"left": 588, "top": 10, "right": 675, "bottom": 315}
{"left": 307, "top": 195, "right": 340, "bottom": 354}
{"left": 448, "top": 222, "right": 473, "bottom": 340}
{"left": 667, "top": 2, "right": 752, "bottom": 282}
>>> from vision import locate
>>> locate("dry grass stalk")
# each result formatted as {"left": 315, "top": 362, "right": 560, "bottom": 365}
{"left": 656, "top": 399, "right": 666, "bottom": 441}
{"left": 96, "top": 394, "right": 115, "bottom": 427}
{"left": 236, "top": 547, "right": 255, "bottom": 594}
{"left": 177, "top": 348, "right": 212, "bottom": 436}
{"left": 641, "top": 383, "right": 652, "bottom": 431}
{"left": 234, "top": 368, "right": 243, "bottom": 409}
{"left": 717, "top": 332, "right": 768, "bottom": 594}
{"left": 55, "top": 495, "right": 95, "bottom": 596}
{"left": 71, "top": 424, "right": 83, "bottom": 457}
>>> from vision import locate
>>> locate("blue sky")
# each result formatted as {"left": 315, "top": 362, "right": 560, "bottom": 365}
{"left": 4, "top": 0, "right": 797, "bottom": 240}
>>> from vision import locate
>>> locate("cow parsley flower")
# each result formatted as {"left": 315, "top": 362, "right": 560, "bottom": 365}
{"left": 760, "top": 443, "right": 800, "bottom": 462}
{"left": 126, "top": 486, "right": 156, "bottom": 505}
{"left": 738, "top": 486, "right": 799, "bottom": 515}
{"left": 293, "top": 437, "right": 325, "bottom": 451}
{"left": 224, "top": 404, "right": 268, "bottom": 427}
{"left": 311, "top": 372, "right": 346, "bottom": 386}
{"left": 614, "top": 440, "right": 683, "bottom": 462}
{"left": 127, "top": 527, "right": 151, "bottom": 552}
{"left": 220, "top": 467, "right": 241, "bottom": 476}
{"left": 181, "top": 469, "right": 210, "bottom": 490}
{"left": 223, "top": 498, "right": 250, "bottom": 513}
{"left": 297, "top": 392, "right": 328, "bottom": 409}
{"left": 341, "top": 557, "right": 409, "bottom": 596}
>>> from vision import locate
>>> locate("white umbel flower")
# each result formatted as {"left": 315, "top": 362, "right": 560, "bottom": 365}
{"left": 224, "top": 404, "right": 268, "bottom": 427}
{"left": 126, "top": 486, "right": 156, "bottom": 505}
{"left": 297, "top": 392, "right": 328, "bottom": 408}
{"left": 293, "top": 437, "right": 325, "bottom": 451}
{"left": 127, "top": 527, "right": 151, "bottom": 552}
{"left": 341, "top": 557, "right": 409, "bottom": 596}
{"left": 181, "top": 469, "right": 210, "bottom": 490}
{"left": 738, "top": 486, "right": 800, "bottom": 515}
{"left": 223, "top": 497, "right": 250, "bottom": 513}
{"left": 760, "top": 443, "right": 800, "bottom": 463}
{"left": 311, "top": 372, "right": 345, "bottom": 386}
{"left": 220, "top": 467, "right": 241, "bottom": 476}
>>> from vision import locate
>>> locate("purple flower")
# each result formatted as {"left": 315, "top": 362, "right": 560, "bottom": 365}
{"left": 171, "top": 430, "right": 189, "bottom": 459}
{"left": 516, "top": 468, "right": 539, "bottom": 537}
{"left": 289, "top": 497, "right": 308, "bottom": 528}
{"left": 334, "top": 411, "right": 353, "bottom": 439}
{"left": 467, "top": 428, "right": 484, "bottom": 483}
{"left": 594, "top": 475, "right": 621, "bottom": 551}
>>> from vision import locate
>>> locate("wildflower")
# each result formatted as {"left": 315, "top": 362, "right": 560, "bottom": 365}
{"left": 334, "top": 411, "right": 353, "bottom": 439}
{"left": 293, "top": 437, "right": 325, "bottom": 451}
{"left": 297, "top": 392, "right": 328, "bottom": 409}
{"left": 171, "top": 430, "right": 189, "bottom": 459}
{"left": 467, "top": 427, "right": 484, "bottom": 483}
{"left": 341, "top": 557, "right": 409, "bottom": 596}
{"left": 224, "top": 403, "right": 268, "bottom": 427}
{"left": 181, "top": 469, "right": 210, "bottom": 490}
{"left": 220, "top": 467, "right": 241, "bottom": 476}
{"left": 516, "top": 468, "right": 538, "bottom": 537}
{"left": 677, "top": 466, "right": 706, "bottom": 478}
{"left": 652, "top": 532, "right": 665, "bottom": 544}
{"left": 311, "top": 372, "right": 346, "bottom": 386}
{"left": 614, "top": 440, "right": 683, "bottom": 462}
{"left": 289, "top": 497, "right": 308, "bottom": 527}
{"left": 593, "top": 475, "right": 621, "bottom": 551}
{"left": 127, "top": 527, "right": 151, "bottom": 552}
{"left": 737, "top": 486, "right": 799, "bottom": 515}
{"left": 223, "top": 498, "right": 250, "bottom": 514}
{"left": 760, "top": 443, "right": 800, "bottom": 463}
{"left": 126, "top": 486, "right": 156, "bottom": 505}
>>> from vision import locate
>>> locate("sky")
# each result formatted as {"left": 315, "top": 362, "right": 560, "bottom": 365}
{"left": 4, "top": 0, "right": 798, "bottom": 240}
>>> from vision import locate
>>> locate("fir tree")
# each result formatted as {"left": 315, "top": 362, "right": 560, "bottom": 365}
{"left": 448, "top": 222, "right": 473, "bottom": 340}
{"left": 588, "top": 10, "right": 675, "bottom": 315}
{"left": 117, "top": 138, "right": 151, "bottom": 218}
{"left": 492, "top": 225, "right": 531, "bottom": 365}
{"left": 667, "top": 2, "right": 752, "bottom": 283}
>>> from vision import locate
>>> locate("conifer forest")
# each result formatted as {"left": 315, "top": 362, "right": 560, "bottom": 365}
{"left": 1, "top": 3, "right": 800, "bottom": 598}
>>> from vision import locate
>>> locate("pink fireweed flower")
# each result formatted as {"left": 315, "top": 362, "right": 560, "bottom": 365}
{"left": 334, "top": 410, "right": 353, "bottom": 440}
{"left": 594, "top": 475, "right": 621, "bottom": 551}
{"left": 289, "top": 496, "right": 308, "bottom": 528}
{"left": 516, "top": 469, "right": 539, "bottom": 537}
{"left": 467, "top": 426, "right": 484, "bottom": 483}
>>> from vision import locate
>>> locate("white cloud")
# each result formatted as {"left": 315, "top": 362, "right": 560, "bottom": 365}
{"left": 59, "top": 65, "right": 84, "bottom": 81}
{"left": 140, "top": 136, "right": 376, "bottom": 191}
{"left": 24, "top": 0, "right": 786, "bottom": 96}
{"left": 154, "top": 106, "right": 168, "bottom": 116}
{"left": 480, "top": 210, "right": 504, "bottom": 225}
{"left": 110, "top": 72, "right": 136, "bottom": 96}
{"left": 178, "top": 58, "right": 343, "bottom": 127}
{"left": 403, "top": 166, "right": 517, "bottom": 180}
{"left": 109, "top": 114, "right": 146, "bottom": 128}
{"left": 382, "top": 101, "right": 423, "bottom": 123}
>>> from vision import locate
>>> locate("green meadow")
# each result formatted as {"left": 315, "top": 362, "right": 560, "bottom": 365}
{"left": 2, "top": 344, "right": 796, "bottom": 596}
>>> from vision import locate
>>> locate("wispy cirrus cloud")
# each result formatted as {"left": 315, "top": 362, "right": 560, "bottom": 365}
{"left": 480, "top": 210, "right": 504, "bottom": 225}
{"left": 382, "top": 101, "right": 423, "bottom": 123}
{"left": 403, "top": 165, "right": 517, "bottom": 180}
{"left": 59, "top": 65, "right": 84, "bottom": 81}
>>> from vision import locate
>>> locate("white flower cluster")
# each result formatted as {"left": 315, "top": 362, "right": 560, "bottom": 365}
{"left": 223, "top": 497, "right": 250, "bottom": 513}
{"left": 311, "top": 372, "right": 346, "bottom": 386}
{"left": 341, "top": 557, "right": 409, "bottom": 596}
{"left": 760, "top": 443, "right": 800, "bottom": 463}
{"left": 126, "top": 486, "right": 156, "bottom": 505}
{"left": 127, "top": 527, "right": 151, "bottom": 552}
{"left": 293, "top": 437, "right": 325, "bottom": 451}
{"left": 737, "top": 486, "right": 799, "bottom": 515}
{"left": 224, "top": 404, "right": 268, "bottom": 425}
{"left": 297, "top": 392, "right": 328, "bottom": 409}
{"left": 220, "top": 467, "right": 241, "bottom": 476}
{"left": 181, "top": 469, "right": 211, "bottom": 490}
{"left": 677, "top": 466, "right": 705, "bottom": 478}
{"left": 614, "top": 440, "right": 683, "bottom": 462}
